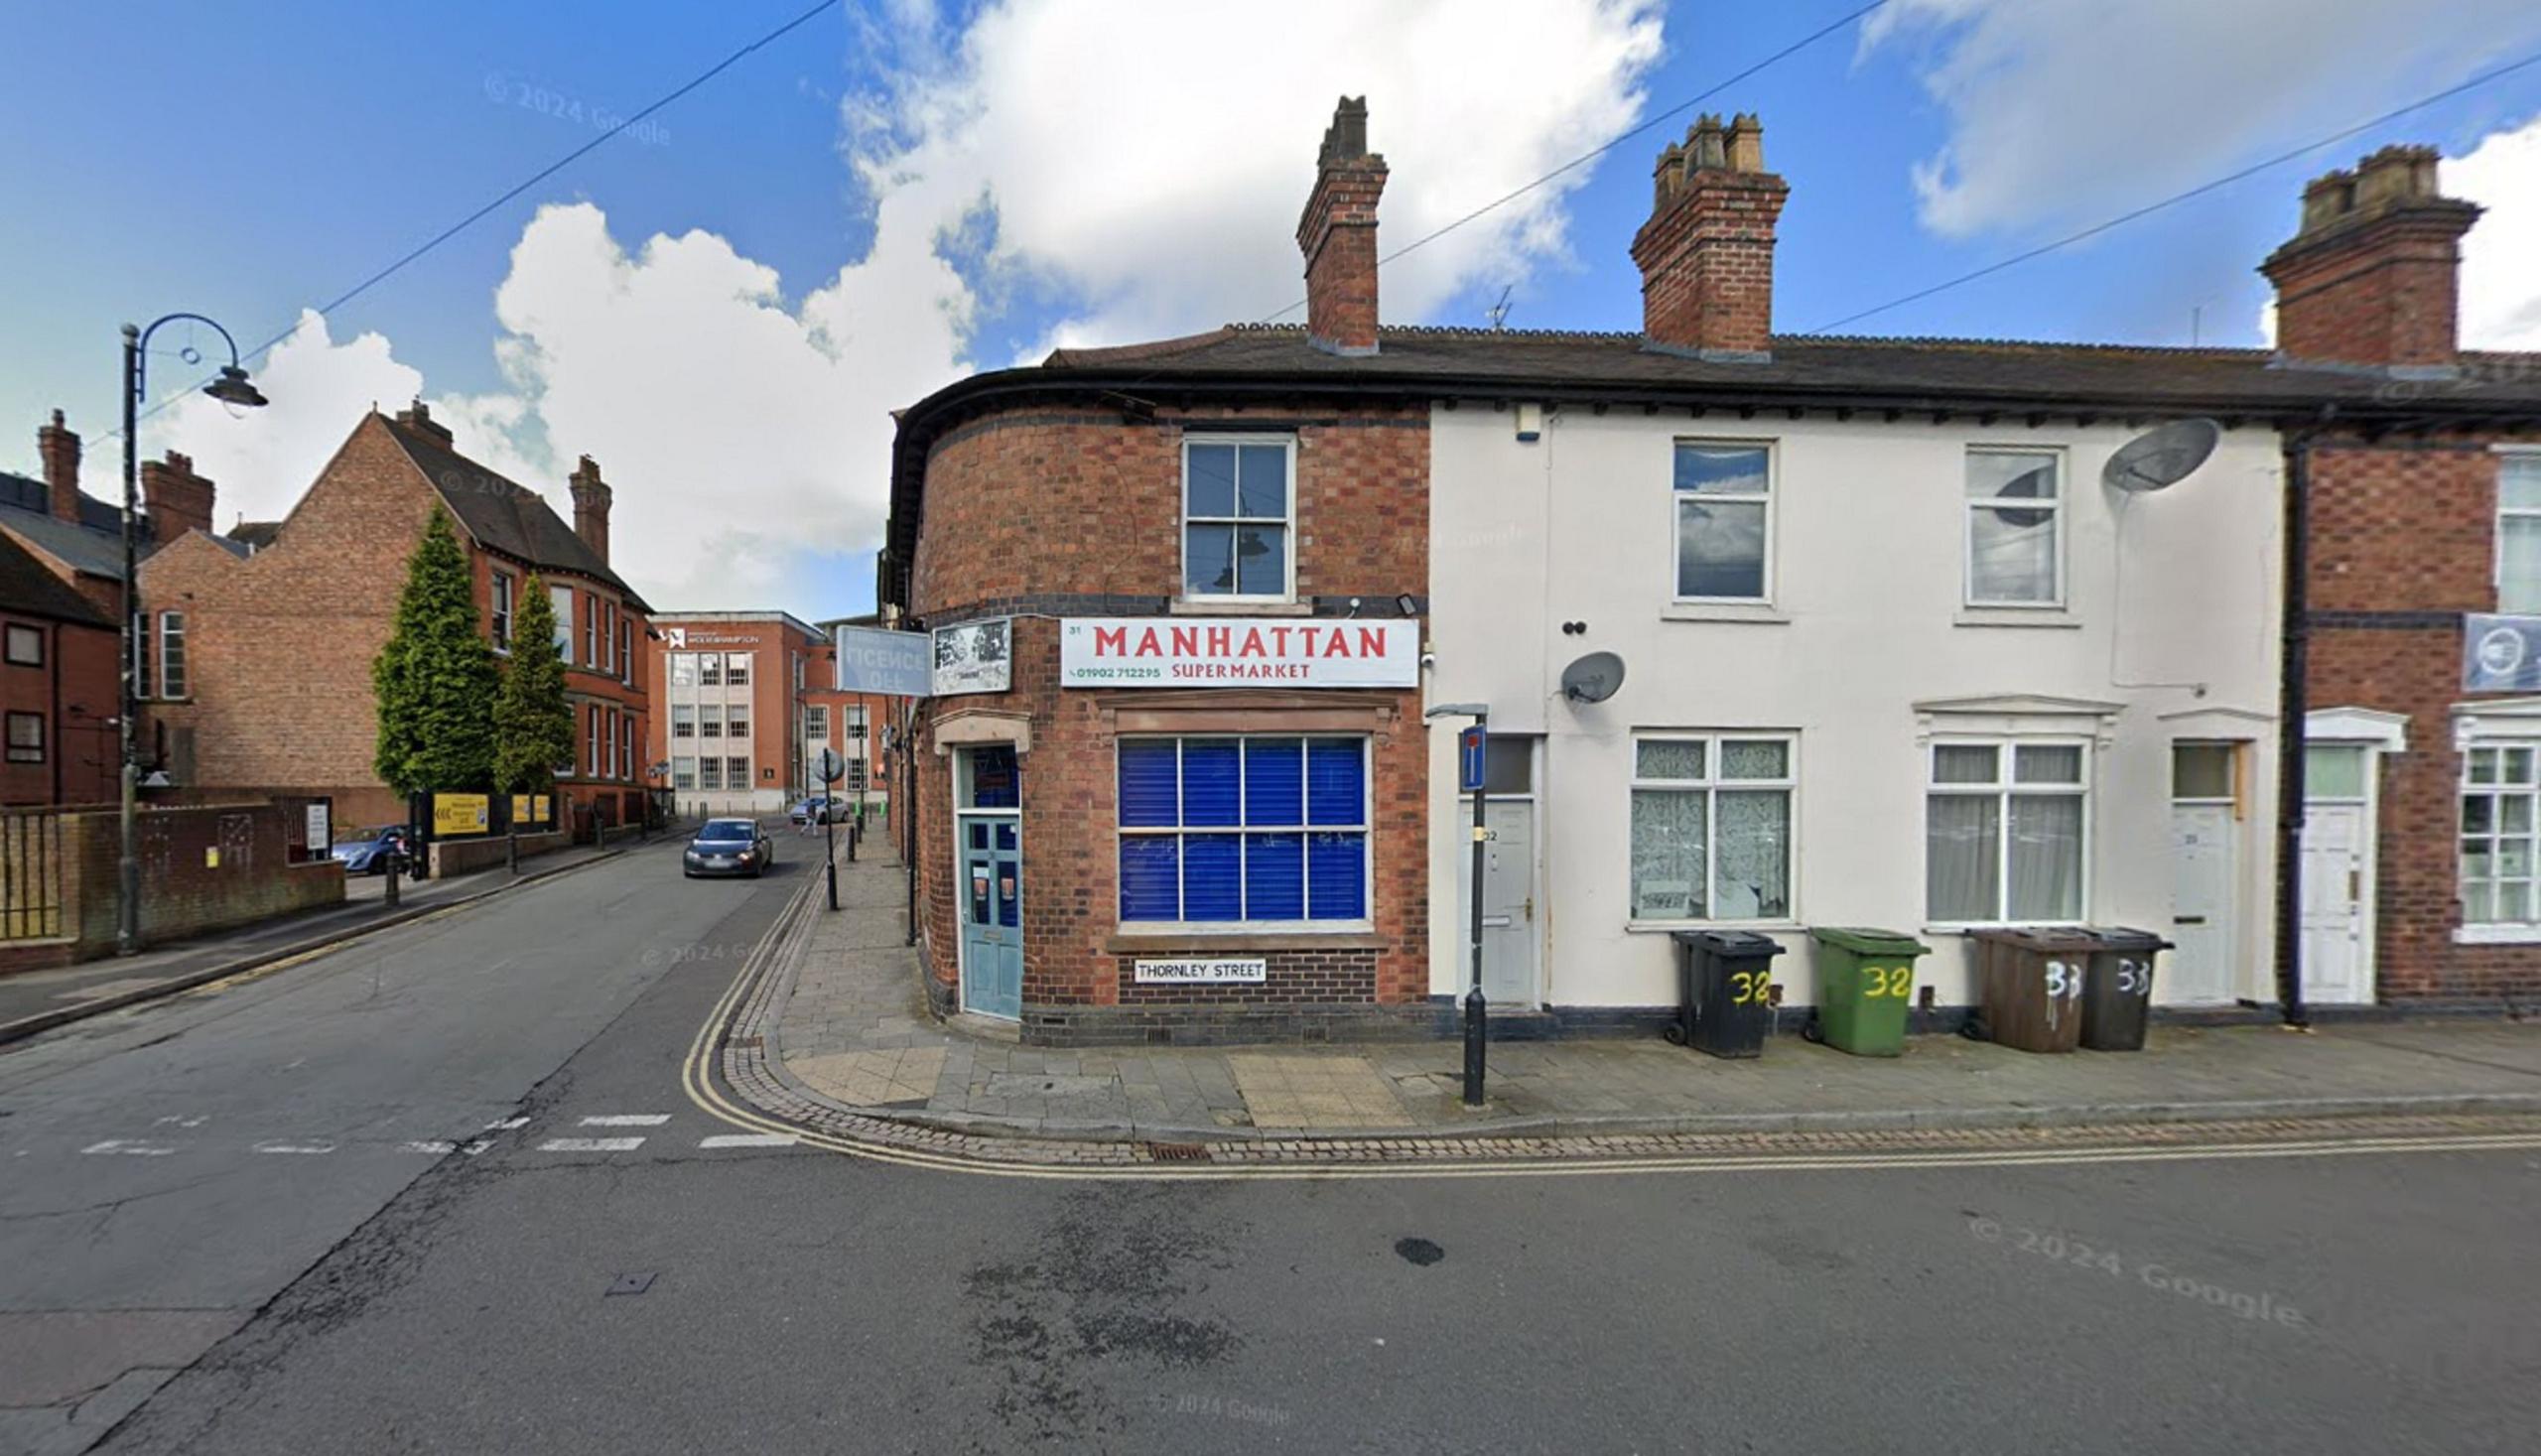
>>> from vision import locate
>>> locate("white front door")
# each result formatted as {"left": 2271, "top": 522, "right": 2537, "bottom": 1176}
{"left": 2169, "top": 803, "right": 2237, "bottom": 1002}
{"left": 1455, "top": 799, "right": 1538, "bottom": 1006}
{"left": 2300, "top": 802, "right": 2372, "bottom": 1004}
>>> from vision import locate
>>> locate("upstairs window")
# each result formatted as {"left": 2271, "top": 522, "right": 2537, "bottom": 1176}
{"left": 2497, "top": 455, "right": 2541, "bottom": 613}
{"left": 490, "top": 571, "right": 514, "bottom": 650}
{"left": 1182, "top": 438, "right": 1292, "bottom": 599}
{"left": 583, "top": 594, "right": 599, "bottom": 666}
{"left": 1118, "top": 735, "right": 1368, "bottom": 927}
{"left": 157, "top": 611, "right": 188, "bottom": 699}
{"left": 804, "top": 705, "right": 829, "bottom": 739}
{"left": 727, "top": 704, "right": 750, "bottom": 739}
{"left": 699, "top": 703, "right": 724, "bottom": 738}
{"left": 1673, "top": 444, "right": 1773, "bottom": 601}
{"left": 670, "top": 652, "right": 697, "bottom": 690}
{"left": 551, "top": 586, "right": 574, "bottom": 655}
{"left": 725, "top": 653, "right": 751, "bottom": 687}
{"left": 5, "top": 624, "right": 41, "bottom": 667}
{"left": 700, "top": 653, "right": 723, "bottom": 688}
{"left": 1965, "top": 449, "right": 2064, "bottom": 606}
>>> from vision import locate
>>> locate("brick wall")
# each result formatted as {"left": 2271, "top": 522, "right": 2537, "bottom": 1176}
{"left": 909, "top": 402, "right": 1429, "bottom": 1041}
{"left": 0, "top": 613, "right": 117, "bottom": 807}
{"left": 0, "top": 800, "right": 344, "bottom": 971}
{"left": 2307, "top": 432, "right": 2541, "bottom": 1002}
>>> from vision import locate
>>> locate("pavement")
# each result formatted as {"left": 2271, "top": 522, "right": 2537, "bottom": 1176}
{"left": 755, "top": 847, "right": 2541, "bottom": 1149}
{"left": 0, "top": 836, "right": 641, "bottom": 1046}
{"left": 8, "top": 829, "right": 2541, "bottom": 1453}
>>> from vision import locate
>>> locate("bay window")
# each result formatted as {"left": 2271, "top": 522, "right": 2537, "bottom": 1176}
{"left": 1118, "top": 735, "right": 1368, "bottom": 927}
{"left": 1927, "top": 739, "right": 2087, "bottom": 924}
{"left": 1629, "top": 733, "right": 1794, "bottom": 921}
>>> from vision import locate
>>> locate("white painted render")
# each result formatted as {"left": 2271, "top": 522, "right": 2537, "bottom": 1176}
{"left": 1423, "top": 404, "right": 2285, "bottom": 1012}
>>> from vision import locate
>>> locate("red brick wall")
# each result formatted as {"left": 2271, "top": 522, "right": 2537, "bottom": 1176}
{"left": 2266, "top": 215, "right": 2476, "bottom": 370}
{"left": 909, "top": 403, "right": 1429, "bottom": 1030}
{"left": 1630, "top": 171, "right": 1787, "bottom": 356}
{"left": 0, "top": 613, "right": 117, "bottom": 807}
{"left": 0, "top": 801, "right": 344, "bottom": 968}
{"left": 2307, "top": 433, "right": 2541, "bottom": 1001}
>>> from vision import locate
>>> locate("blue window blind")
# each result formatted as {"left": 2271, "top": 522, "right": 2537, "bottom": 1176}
{"left": 1118, "top": 735, "right": 1367, "bottom": 924}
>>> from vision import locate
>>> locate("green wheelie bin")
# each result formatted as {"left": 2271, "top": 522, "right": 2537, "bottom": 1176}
{"left": 1803, "top": 927, "right": 1932, "bottom": 1057}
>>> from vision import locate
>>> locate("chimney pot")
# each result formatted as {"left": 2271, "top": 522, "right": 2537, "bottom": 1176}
{"left": 2262, "top": 142, "right": 2480, "bottom": 370}
{"left": 1631, "top": 112, "right": 1788, "bottom": 359}
{"left": 140, "top": 451, "right": 216, "bottom": 543}
{"left": 569, "top": 455, "right": 612, "bottom": 565}
{"left": 392, "top": 398, "right": 454, "bottom": 445}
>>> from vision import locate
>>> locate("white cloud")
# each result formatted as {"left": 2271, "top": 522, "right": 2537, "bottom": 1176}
{"left": 154, "top": 0, "right": 1666, "bottom": 610}
{"left": 2451, "top": 112, "right": 2541, "bottom": 350}
{"left": 1862, "top": 0, "right": 2541, "bottom": 239}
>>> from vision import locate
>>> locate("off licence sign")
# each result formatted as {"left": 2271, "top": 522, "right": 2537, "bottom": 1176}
{"left": 1060, "top": 617, "right": 1417, "bottom": 688}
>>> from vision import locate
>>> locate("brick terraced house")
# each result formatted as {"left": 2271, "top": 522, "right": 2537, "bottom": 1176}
{"left": 139, "top": 403, "right": 653, "bottom": 833}
{"left": 2263, "top": 147, "right": 2541, "bottom": 1008}
{"left": 886, "top": 99, "right": 2541, "bottom": 1047}
{"left": 0, "top": 528, "right": 118, "bottom": 806}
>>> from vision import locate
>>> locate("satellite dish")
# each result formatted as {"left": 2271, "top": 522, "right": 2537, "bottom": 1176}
{"left": 2103, "top": 418, "right": 2221, "bottom": 493}
{"left": 1559, "top": 651, "right": 1626, "bottom": 705}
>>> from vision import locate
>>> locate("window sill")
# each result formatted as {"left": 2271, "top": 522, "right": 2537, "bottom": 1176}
{"left": 1661, "top": 602, "right": 1789, "bottom": 625}
{"left": 1954, "top": 608, "right": 2078, "bottom": 630}
{"left": 1106, "top": 929, "right": 1386, "bottom": 953}
{"left": 1170, "top": 599, "right": 1311, "bottom": 616}
{"left": 1922, "top": 921, "right": 2085, "bottom": 936}
{"left": 2453, "top": 923, "right": 2541, "bottom": 945}
{"left": 1625, "top": 920, "right": 1801, "bottom": 934}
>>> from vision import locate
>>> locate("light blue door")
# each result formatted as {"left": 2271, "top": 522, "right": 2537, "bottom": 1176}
{"left": 960, "top": 817, "right": 1022, "bottom": 1017}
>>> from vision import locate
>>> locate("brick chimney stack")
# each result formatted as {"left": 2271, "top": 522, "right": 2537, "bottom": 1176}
{"left": 140, "top": 452, "right": 216, "bottom": 543}
{"left": 569, "top": 455, "right": 611, "bottom": 564}
{"left": 1631, "top": 113, "right": 1788, "bottom": 360}
{"left": 392, "top": 398, "right": 455, "bottom": 445}
{"left": 2261, "top": 145, "right": 2481, "bottom": 371}
{"left": 1296, "top": 96, "right": 1388, "bottom": 356}
{"left": 37, "top": 409, "right": 81, "bottom": 522}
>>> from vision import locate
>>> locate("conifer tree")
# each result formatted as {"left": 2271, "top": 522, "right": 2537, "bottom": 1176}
{"left": 492, "top": 574, "right": 574, "bottom": 805}
{"left": 373, "top": 507, "right": 499, "bottom": 797}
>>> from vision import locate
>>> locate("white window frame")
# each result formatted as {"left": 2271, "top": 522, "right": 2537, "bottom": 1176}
{"left": 728, "top": 754, "right": 750, "bottom": 790}
{"left": 1627, "top": 731, "right": 1799, "bottom": 926}
{"left": 1671, "top": 440, "right": 1777, "bottom": 605}
{"left": 1924, "top": 735, "right": 2091, "bottom": 928}
{"left": 157, "top": 610, "right": 187, "bottom": 699}
{"left": 2496, "top": 450, "right": 2541, "bottom": 614}
{"left": 551, "top": 586, "right": 574, "bottom": 655}
{"left": 1179, "top": 434, "right": 1297, "bottom": 604}
{"left": 671, "top": 704, "right": 696, "bottom": 739}
{"left": 804, "top": 704, "right": 829, "bottom": 740}
{"left": 699, "top": 702, "right": 723, "bottom": 739}
{"left": 489, "top": 571, "right": 514, "bottom": 652}
{"left": 1963, "top": 447, "right": 2067, "bottom": 609}
{"left": 673, "top": 755, "right": 696, "bottom": 791}
{"left": 725, "top": 652, "right": 751, "bottom": 688}
{"left": 5, "top": 711, "right": 43, "bottom": 765}
{"left": 2459, "top": 737, "right": 2541, "bottom": 933}
{"left": 1114, "top": 733, "right": 1373, "bottom": 934}
{"left": 699, "top": 755, "right": 723, "bottom": 791}
{"left": 586, "top": 706, "right": 601, "bottom": 778}
{"left": 727, "top": 703, "right": 750, "bottom": 740}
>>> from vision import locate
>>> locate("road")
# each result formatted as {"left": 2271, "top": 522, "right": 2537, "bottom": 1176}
{"left": 4, "top": 842, "right": 2538, "bottom": 1454}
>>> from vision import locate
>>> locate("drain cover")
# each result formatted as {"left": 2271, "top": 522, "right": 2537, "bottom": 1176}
{"left": 605, "top": 1272, "right": 657, "bottom": 1296}
{"left": 1145, "top": 1142, "right": 1211, "bottom": 1162}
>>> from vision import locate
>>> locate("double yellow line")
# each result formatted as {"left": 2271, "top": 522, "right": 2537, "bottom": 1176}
{"left": 680, "top": 882, "right": 2541, "bottom": 1182}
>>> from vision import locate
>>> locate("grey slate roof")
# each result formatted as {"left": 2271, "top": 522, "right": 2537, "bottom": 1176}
{"left": 379, "top": 419, "right": 650, "bottom": 611}
{"left": 0, "top": 469, "right": 151, "bottom": 580}
{"left": 0, "top": 526, "right": 112, "bottom": 627}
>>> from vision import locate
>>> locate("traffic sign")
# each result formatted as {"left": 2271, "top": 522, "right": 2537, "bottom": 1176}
{"left": 1458, "top": 725, "right": 1487, "bottom": 793}
{"left": 814, "top": 747, "right": 847, "bottom": 785}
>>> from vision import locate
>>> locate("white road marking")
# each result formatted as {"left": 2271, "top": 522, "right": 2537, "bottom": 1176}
{"left": 253, "top": 1141, "right": 335, "bottom": 1155}
{"left": 699, "top": 1133, "right": 795, "bottom": 1149}
{"left": 538, "top": 1136, "right": 645, "bottom": 1152}
{"left": 81, "top": 1140, "right": 175, "bottom": 1156}
{"left": 461, "top": 1139, "right": 492, "bottom": 1155}
{"left": 153, "top": 1115, "right": 208, "bottom": 1127}
{"left": 483, "top": 1117, "right": 529, "bottom": 1131}
{"left": 579, "top": 1115, "right": 671, "bottom": 1126}
{"left": 399, "top": 1140, "right": 457, "bottom": 1154}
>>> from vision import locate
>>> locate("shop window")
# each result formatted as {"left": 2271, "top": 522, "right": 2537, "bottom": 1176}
{"left": 2462, "top": 742, "right": 2541, "bottom": 926}
{"left": 1927, "top": 739, "right": 2087, "bottom": 924}
{"left": 1629, "top": 733, "right": 1793, "bottom": 921}
{"left": 1965, "top": 449, "right": 2063, "bottom": 606}
{"left": 1673, "top": 443, "right": 1773, "bottom": 601}
{"left": 1182, "top": 438, "right": 1292, "bottom": 599}
{"left": 1118, "top": 735, "right": 1368, "bottom": 927}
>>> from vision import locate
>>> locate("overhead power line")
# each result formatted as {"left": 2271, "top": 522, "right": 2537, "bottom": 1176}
{"left": 1257, "top": 0, "right": 1893, "bottom": 324}
{"left": 1801, "top": 46, "right": 2541, "bottom": 335}
{"left": 124, "top": 0, "right": 841, "bottom": 436}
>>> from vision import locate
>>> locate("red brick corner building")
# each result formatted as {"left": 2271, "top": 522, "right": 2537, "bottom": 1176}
{"left": 886, "top": 99, "right": 1431, "bottom": 1045}
{"left": 2267, "top": 147, "right": 2541, "bottom": 1006}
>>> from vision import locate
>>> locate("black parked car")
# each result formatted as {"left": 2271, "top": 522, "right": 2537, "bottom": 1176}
{"left": 683, "top": 818, "right": 774, "bottom": 878}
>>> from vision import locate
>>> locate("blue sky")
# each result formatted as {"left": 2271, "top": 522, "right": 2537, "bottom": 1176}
{"left": 4, "top": 1, "right": 2538, "bottom": 619}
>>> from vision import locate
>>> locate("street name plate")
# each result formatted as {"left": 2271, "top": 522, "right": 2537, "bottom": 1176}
{"left": 1133, "top": 958, "right": 1269, "bottom": 985}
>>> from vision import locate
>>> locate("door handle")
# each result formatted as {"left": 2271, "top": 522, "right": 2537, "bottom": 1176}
{"left": 1524, "top": 896, "right": 1535, "bottom": 922}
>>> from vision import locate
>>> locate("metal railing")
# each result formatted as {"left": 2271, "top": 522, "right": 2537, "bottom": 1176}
{"left": 1, "top": 808, "right": 67, "bottom": 941}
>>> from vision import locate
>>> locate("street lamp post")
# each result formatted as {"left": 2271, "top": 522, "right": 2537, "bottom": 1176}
{"left": 1425, "top": 702, "right": 1491, "bottom": 1108}
{"left": 117, "top": 316, "right": 266, "bottom": 956}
